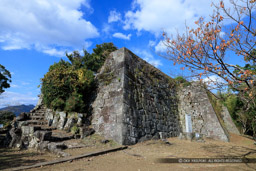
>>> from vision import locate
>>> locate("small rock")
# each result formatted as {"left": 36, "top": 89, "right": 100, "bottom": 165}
{"left": 74, "top": 134, "right": 80, "bottom": 139}
{"left": 159, "top": 132, "right": 167, "bottom": 139}
{"left": 34, "top": 131, "right": 52, "bottom": 142}
{"left": 152, "top": 133, "right": 160, "bottom": 140}
{"left": 138, "top": 135, "right": 152, "bottom": 143}
{"left": 197, "top": 139, "right": 205, "bottom": 143}
{"left": 185, "top": 132, "right": 193, "bottom": 141}
{"left": 47, "top": 142, "right": 70, "bottom": 157}
{"left": 58, "top": 151, "right": 70, "bottom": 157}
{"left": 80, "top": 127, "right": 95, "bottom": 139}
{"left": 162, "top": 139, "right": 172, "bottom": 145}
{"left": 178, "top": 133, "right": 185, "bottom": 140}
{"left": 29, "top": 136, "right": 40, "bottom": 148}
{"left": 101, "top": 139, "right": 110, "bottom": 144}
{"left": 38, "top": 141, "right": 50, "bottom": 151}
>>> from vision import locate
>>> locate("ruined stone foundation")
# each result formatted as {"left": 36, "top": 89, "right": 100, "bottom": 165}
{"left": 92, "top": 48, "right": 230, "bottom": 145}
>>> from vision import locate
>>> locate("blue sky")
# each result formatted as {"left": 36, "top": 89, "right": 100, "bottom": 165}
{"left": 0, "top": 0, "right": 247, "bottom": 108}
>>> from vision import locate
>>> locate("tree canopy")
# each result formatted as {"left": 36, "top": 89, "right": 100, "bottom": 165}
{"left": 162, "top": 0, "right": 256, "bottom": 108}
{"left": 161, "top": 0, "right": 256, "bottom": 136}
{"left": 41, "top": 43, "right": 117, "bottom": 113}
{"left": 0, "top": 64, "right": 11, "bottom": 95}
{"left": 83, "top": 42, "right": 117, "bottom": 72}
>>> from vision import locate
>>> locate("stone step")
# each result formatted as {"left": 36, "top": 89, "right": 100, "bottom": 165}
{"left": 40, "top": 126, "right": 57, "bottom": 131}
{"left": 51, "top": 130, "right": 74, "bottom": 141}
{"left": 30, "top": 116, "right": 45, "bottom": 120}
{"left": 26, "top": 120, "right": 48, "bottom": 125}
{"left": 29, "top": 125, "right": 57, "bottom": 131}
{"left": 33, "top": 111, "right": 46, "bottom": 113}
{"left": 31, "top": 110, "right": 45, "bottom": 112}
{"left": 31, "top": 113, "right": 45, "bottom": 116}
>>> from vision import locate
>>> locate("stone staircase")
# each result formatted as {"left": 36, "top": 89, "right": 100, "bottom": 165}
{"left": 29, "top": 105, "right": 56, "bottom": 131}
{"left": 22, "top": 105, "right": 74, "bottom": 142}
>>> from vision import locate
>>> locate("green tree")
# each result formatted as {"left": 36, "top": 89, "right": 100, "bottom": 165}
{"left": 0, "top": 111, "right": 15, "bottom": 127}
{"left": 84, "top": 43, "right": 117, "bottom": 72}
{"left": 41, "top": 43, "right": 118, "bottom": 113}
{"left": 41, "top": 60, "right": 94, "bottom": 112}
{"left": 0, "top": 64, "right": 11, "bottom": 94}
{"left": 162, "top": 0, "right": 256, "bottom": 105}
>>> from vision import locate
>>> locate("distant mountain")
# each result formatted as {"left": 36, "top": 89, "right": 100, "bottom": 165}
{"left": 0, "top": 104, "right": 35, "bottom": 116}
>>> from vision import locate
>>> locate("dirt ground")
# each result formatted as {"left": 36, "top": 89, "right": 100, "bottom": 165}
{"left": 1, "top": 133, "right": 256, "bottom": 171}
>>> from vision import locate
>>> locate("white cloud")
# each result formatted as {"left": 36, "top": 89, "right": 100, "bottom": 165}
{"left": 155, "top": 40, "right": 168, "bottom": 53}
{"left": 124, "top": 0, "right": 233, "bottom": 36}
{"left": 219, "top": 31, "right": 226, "bottom": 38}
{"left": 108, "top": 10, "right": 122, "bottom": 23}
{"left": 203, "top": 75, "right": 226, "bottom": 89}
{"left": 0, "top": 0, "right": 99, "bottom": 55}
{"left": 113, "top": 32, "right": 132, "bottom": 40}
{"left": 42, "top": 48, "right": 66, "bottom": 57}
{"left": 203, "top": 75, "right": 224, "bottom": 83}
{"left": 148, "top": 40, "right": 156, "bottom": 47}
{"left": 149, "top": 40, "right": 168, "bottom": 54}
{"left": 133, "top": 49, "right": 162, "bottom": 67}
{"left": 10, "top": 84, "right": 19, "bottom": 88}
{"left": 102, "top": 23, "right": 113, "bottom": 35}
{"left": 21, "top": 82, "right": 30, "bottom": 86}
{"left": 0, "top": 91, "right": 38, "bottom": 108}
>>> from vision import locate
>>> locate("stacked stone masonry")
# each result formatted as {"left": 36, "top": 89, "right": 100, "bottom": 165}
{"left": 122, "top": 49, "right": 180, "bottom": 144}
{"left": 221, "top": 105, "right": 240, "bottom": 135}
{"left": 178, "top": 83, "right": 229, "bottom": 142}
{"left": 92, "top": 48, "right": 126, "bottom": 144}
{"left": 91, "top": 48, "right": 235, "bottom": 145}
{"left": 92, "top": 48, "right": 179, "bottom": 145}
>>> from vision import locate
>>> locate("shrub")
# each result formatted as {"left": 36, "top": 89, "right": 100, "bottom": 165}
{"left": 174, "top": 76, "right": 191, "bottom": 87}
{"left": 84, "top": 43, "right": 117, "bottom": 72}
{"left": 41, "top": 43, "right": 117, "bottom": 113}
{"left": 50, "top": 98, "right": 65, "bottom": 111}
{"left": 65, "top": 92, "right": 85, "bottom": 112}
{"left": 0, "top": 111, "right": 15, "bottom": 127}
{"left": 71, "top": 125, "right": 79, "bottom": 134}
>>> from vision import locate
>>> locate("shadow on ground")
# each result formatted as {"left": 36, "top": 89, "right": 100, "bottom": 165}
{"left": 0, "top": 148, "right": 46, "bottom": 170}
{"left": 201, "top": 144, "right": 256, "bottom": 158}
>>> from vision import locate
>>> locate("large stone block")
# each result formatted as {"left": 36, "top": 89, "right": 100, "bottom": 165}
{"left": 21, "top": 126, "right": 34, "bottom": 136}
{"left": 57, "top": 111, "right": 67, "bottom": 130}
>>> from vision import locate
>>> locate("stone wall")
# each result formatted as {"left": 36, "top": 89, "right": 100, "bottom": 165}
{"left": 122, "top": 49, "right": 180, "bottom": 144}
{"left": 92, "top": 48, "right": 180, "bottom": 145}
{"left": 92, "top": 49, "right": 126, "bottom": 144}
{"left": 221, "top": 106, "right": 240, "bottom": 135}
{"left": 178, "top": 83, "right": 229, "bottom": 142}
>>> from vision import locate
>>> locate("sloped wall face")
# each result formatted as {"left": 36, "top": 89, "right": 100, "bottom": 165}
{"left": 221, "top": 106, "right": 240, "bottom": 135}
{"left": 178, "top": 83, "right": 229, "bottom": 142}
{"left": 122, "top": 49, "right": 180, "bottom": 145}
{"left": 92, "top": 49, "right": 126, "bottom": 144}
